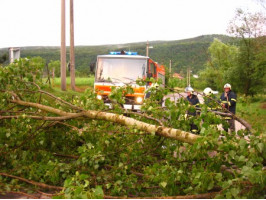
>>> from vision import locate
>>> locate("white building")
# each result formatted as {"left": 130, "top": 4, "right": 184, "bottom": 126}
{"left": 9, "top": 47, "right": 20, "bottom": 63}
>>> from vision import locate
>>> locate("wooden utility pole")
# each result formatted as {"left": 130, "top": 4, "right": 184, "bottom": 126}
{"left": 61, "top": 0, "right": 67, "bottom": 91}
{"left": 146, "top": 40, "right": 149, "bottom": 57}
{"left": 70, "top": 0, "right": 75, "bottom": 91}
{"left": 169, "top": 60, "right": 172, "bottom": 73}
{"left": 187, "top": 67, "right": 191, "bottom": 87}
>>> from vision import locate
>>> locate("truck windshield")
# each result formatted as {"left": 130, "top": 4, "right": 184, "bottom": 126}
{"left": 96, "top": 57, "right": 147, "bottom": 83}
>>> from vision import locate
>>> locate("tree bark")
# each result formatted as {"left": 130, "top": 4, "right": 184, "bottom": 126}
{"left": 70, "top": 0, "right": 75, "bottom": 91}
{"left": 10, "top": 99, "right": 199, "bottom": 144}
{"left": 0, "top": 172, "right": 63, "bottom": 190}
{"left": 61, "top": 0, "right": 66, "bottom": 91}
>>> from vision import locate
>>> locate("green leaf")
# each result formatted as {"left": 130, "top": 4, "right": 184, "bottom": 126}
{"left": 93, "top": 186, "right": 104, "bottom": 199}
{"left": 229, "top": 150, "right": 236, "bottom": 159}
{"left": 79, "top": 174, "right": 89, "bottom": 181}
{"left": 257, "top": 143, "right": 264, "bottom": 153}
{"left": 215, "top": 173, "right": 222, "bottom": 182}
{"left": 239, "top": 139, "right": 247, "bottom": 149}
{"left": 238, "top": 155, "right": 246, "bottom": 162}
{"left": 231, "top": 187, "right": 240, "bottom": 198}
{"left": 63, "top": 178, "right": 72, "bottom": 187}
{"left": 6, "top": 132, "right": 10, "bottom": 138}
{"left": 207, "top": 180, "right": 214, "bottom": 190}
{"left": 160, "top": 181, "right": 167, "bottom": 188}
{"left": 106, "top": 183, "right": 111, "bottom": 189}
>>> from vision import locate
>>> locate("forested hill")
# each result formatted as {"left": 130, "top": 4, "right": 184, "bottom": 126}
{"left": 0, "top": 34, "right": 235, "bottom": 75}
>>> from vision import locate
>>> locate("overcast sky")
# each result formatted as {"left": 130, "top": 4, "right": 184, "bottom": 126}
{"left": 0, "top": 0, "right": 264, "bottom": 48}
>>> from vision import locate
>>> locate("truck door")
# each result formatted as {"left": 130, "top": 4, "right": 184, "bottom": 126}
{"left": 149, "top": 60, "right": 157, "bottom": 78}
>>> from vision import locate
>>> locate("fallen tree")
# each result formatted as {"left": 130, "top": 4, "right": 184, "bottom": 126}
{"left": 0, "top": 58, "right": 265, "bottom": 199}
{"left": 8, "top": 98, "right": 199, "bottom": 144}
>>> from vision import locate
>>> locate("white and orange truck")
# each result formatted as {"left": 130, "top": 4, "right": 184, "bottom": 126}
{"left": 94, "top": 51, "right": 165, "bottom": 110}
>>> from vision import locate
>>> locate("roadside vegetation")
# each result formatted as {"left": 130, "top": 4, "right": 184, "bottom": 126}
{"left": 0, "top": 8, "right": 265, "bottom": 199}
{"left": 0, "top": 57, "right": 265, "bottom": 199}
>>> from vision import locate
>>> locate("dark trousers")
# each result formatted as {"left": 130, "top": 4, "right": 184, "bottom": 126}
{"left": 223, "top": 118, "right": 235, "bottom": 132}
{"left": 190, "top": 123, "right": 199, "bottom": 134}
{"left": 228, "top": 118, "right": 235, "bottom": 132}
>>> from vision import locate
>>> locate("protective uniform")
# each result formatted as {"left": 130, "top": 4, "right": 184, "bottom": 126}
{"left": 186, "top": 94, "right": 200, "bottom": 115}
{"left": 220, "top": 91, "right": 237, "bottom": 114}
{"left": 203, "top": 87, "right": 219, "bottom": 111}
{"left": 220, "top": 83, "right": 237, "bottom": 131}
{"left": 185, "top": 87, "right": 200, "bottom": 134}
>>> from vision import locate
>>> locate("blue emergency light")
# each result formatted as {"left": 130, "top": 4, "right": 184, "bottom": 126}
{"left": 109, "top": 51, "right": 138, "bottom": 55}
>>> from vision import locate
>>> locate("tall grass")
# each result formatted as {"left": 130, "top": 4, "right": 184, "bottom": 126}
{"left": 237, "top": 101, "right": 266, "bottom": 133}
{"left": 52, "top": 76, "right": 94, "bottom": 87}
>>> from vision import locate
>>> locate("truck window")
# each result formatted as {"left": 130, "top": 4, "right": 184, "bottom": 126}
{"left": 150, "top": 62, "right": 156, "bottom": 76}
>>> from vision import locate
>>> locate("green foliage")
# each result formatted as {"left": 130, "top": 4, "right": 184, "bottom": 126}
{"left": 0, "top": 34, "right": 235, "bottom": 76}
{"left": 168, "top": 77, "right": 186, "bottom": 88}
{"left": 0, "top": 53, "right": 8, "bottom": 64}
{"left": 226, "top": 9, "right": 266, "bottom": 96}
{"left": 199, "top": 37, "right": 266, "bottom": 95}
{"left": 196, "top": 10, "right": 266, "bottom": 95}
{"left": 0, "top": 58, "right": 265, "bottom": 199}
{"left": 60, "top": 172, "right": 104, "bottom": 199}
{"left": 237, "top": 97, "right": 266, "bottom": 133}
{"left": 52, "top": 76, "right": 95, "bottom": 87}
{"left": 48, "top": 60, "right": 60, "bottom": 77}
{"left": 228, "top": 38, "right": 266, "bottom": 96}
{"left": 198, "top": 39, "right": 238, "bottom": 91}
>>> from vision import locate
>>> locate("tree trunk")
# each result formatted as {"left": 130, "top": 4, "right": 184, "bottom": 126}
{"left": 10, "top": 99, "right": 200, "bottom": 144}
{"left": 70, "top": 0, "right": 75, "bottom": 91}
{"left": 61, "top": 0, "right": 67, "bottom": 91}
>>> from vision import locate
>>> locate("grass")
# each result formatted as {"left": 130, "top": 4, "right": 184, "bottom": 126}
{"left": 43, "top": 76, "right": 95, "bottom": 93}
{"left": 53, "top": 76, "right": 94, "bottom": 87}
{"left": 45, "top": 86, "right": 83, "bottom": 98}
{"left": 237, "top": 100, "right": 266, "bottom": 133}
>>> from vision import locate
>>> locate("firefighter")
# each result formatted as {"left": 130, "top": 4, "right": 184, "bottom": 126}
{"left": 203, "top": 87, "right": 219, "bottom": 111}
{"left": 185, "top": 86, "right": 200, "bottom": 134}
{"left": 220, "top": 83, "right": 237, "bottom": 132}
{"left": 145, "top": 82, "right": 159, "bottom": 99}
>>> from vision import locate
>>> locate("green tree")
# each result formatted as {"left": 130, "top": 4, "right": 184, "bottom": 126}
{"left": 227, "top": 9, "right": 266, "bottom": 96}
{"left": 48, "top": 60, "right": 60, "bottom": 77}
{"left": 0, "top": 53, "right": 8, "bottom": 65}
{"left": 199, "top": 39, "right": 238, "bottom": 91}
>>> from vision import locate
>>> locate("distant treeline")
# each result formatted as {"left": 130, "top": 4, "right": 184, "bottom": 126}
{"left": 0, "top": 34, "right": 236, "bottom": 76}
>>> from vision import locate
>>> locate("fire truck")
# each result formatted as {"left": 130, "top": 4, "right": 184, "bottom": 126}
{"left": 94, "top": 51, "right": 165, "bottom": 110}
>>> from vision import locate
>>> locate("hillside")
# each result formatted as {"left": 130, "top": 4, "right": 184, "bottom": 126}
{"left": 0, "top": 34, "right": 235, "bottom": 75}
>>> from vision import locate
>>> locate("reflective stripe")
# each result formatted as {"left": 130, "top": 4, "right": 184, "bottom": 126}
{"left": 224, "top": 117, "right": 232, "bottom": 120}
{"left": 231, "top": 98, "right": 237, "bottom": 102}
{"left": 221, "top": 101, "right": 228, "bottom": 103}
{"left": 228, "top": 102, "right": 231, "bottom": 106}
{"left": 192, "top": 129, "right": 198, "bottom": 133}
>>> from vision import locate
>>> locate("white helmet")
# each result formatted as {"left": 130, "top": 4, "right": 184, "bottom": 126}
{"left": 203, "top": 87, "right": 213, "bottom": 96}
{"left": 224, "top": 83, "right": 231, "bottom": 89}
{"left": 185, "top": 86, "right": 194, "bottom": 93}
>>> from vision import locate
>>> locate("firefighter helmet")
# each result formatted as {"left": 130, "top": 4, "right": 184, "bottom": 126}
{"left": 185, "top": 86, "right": 194, "bottom": 93}
{"left": 224, "top": 83, "right": 231, "bottom": 89}
{"left": 203, "top": 87, "right": 213, "bottom": 96}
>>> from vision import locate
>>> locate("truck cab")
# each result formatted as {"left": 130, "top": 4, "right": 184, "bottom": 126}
{"left": 94, "top": 51, "right": 165, "bottom": 110}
